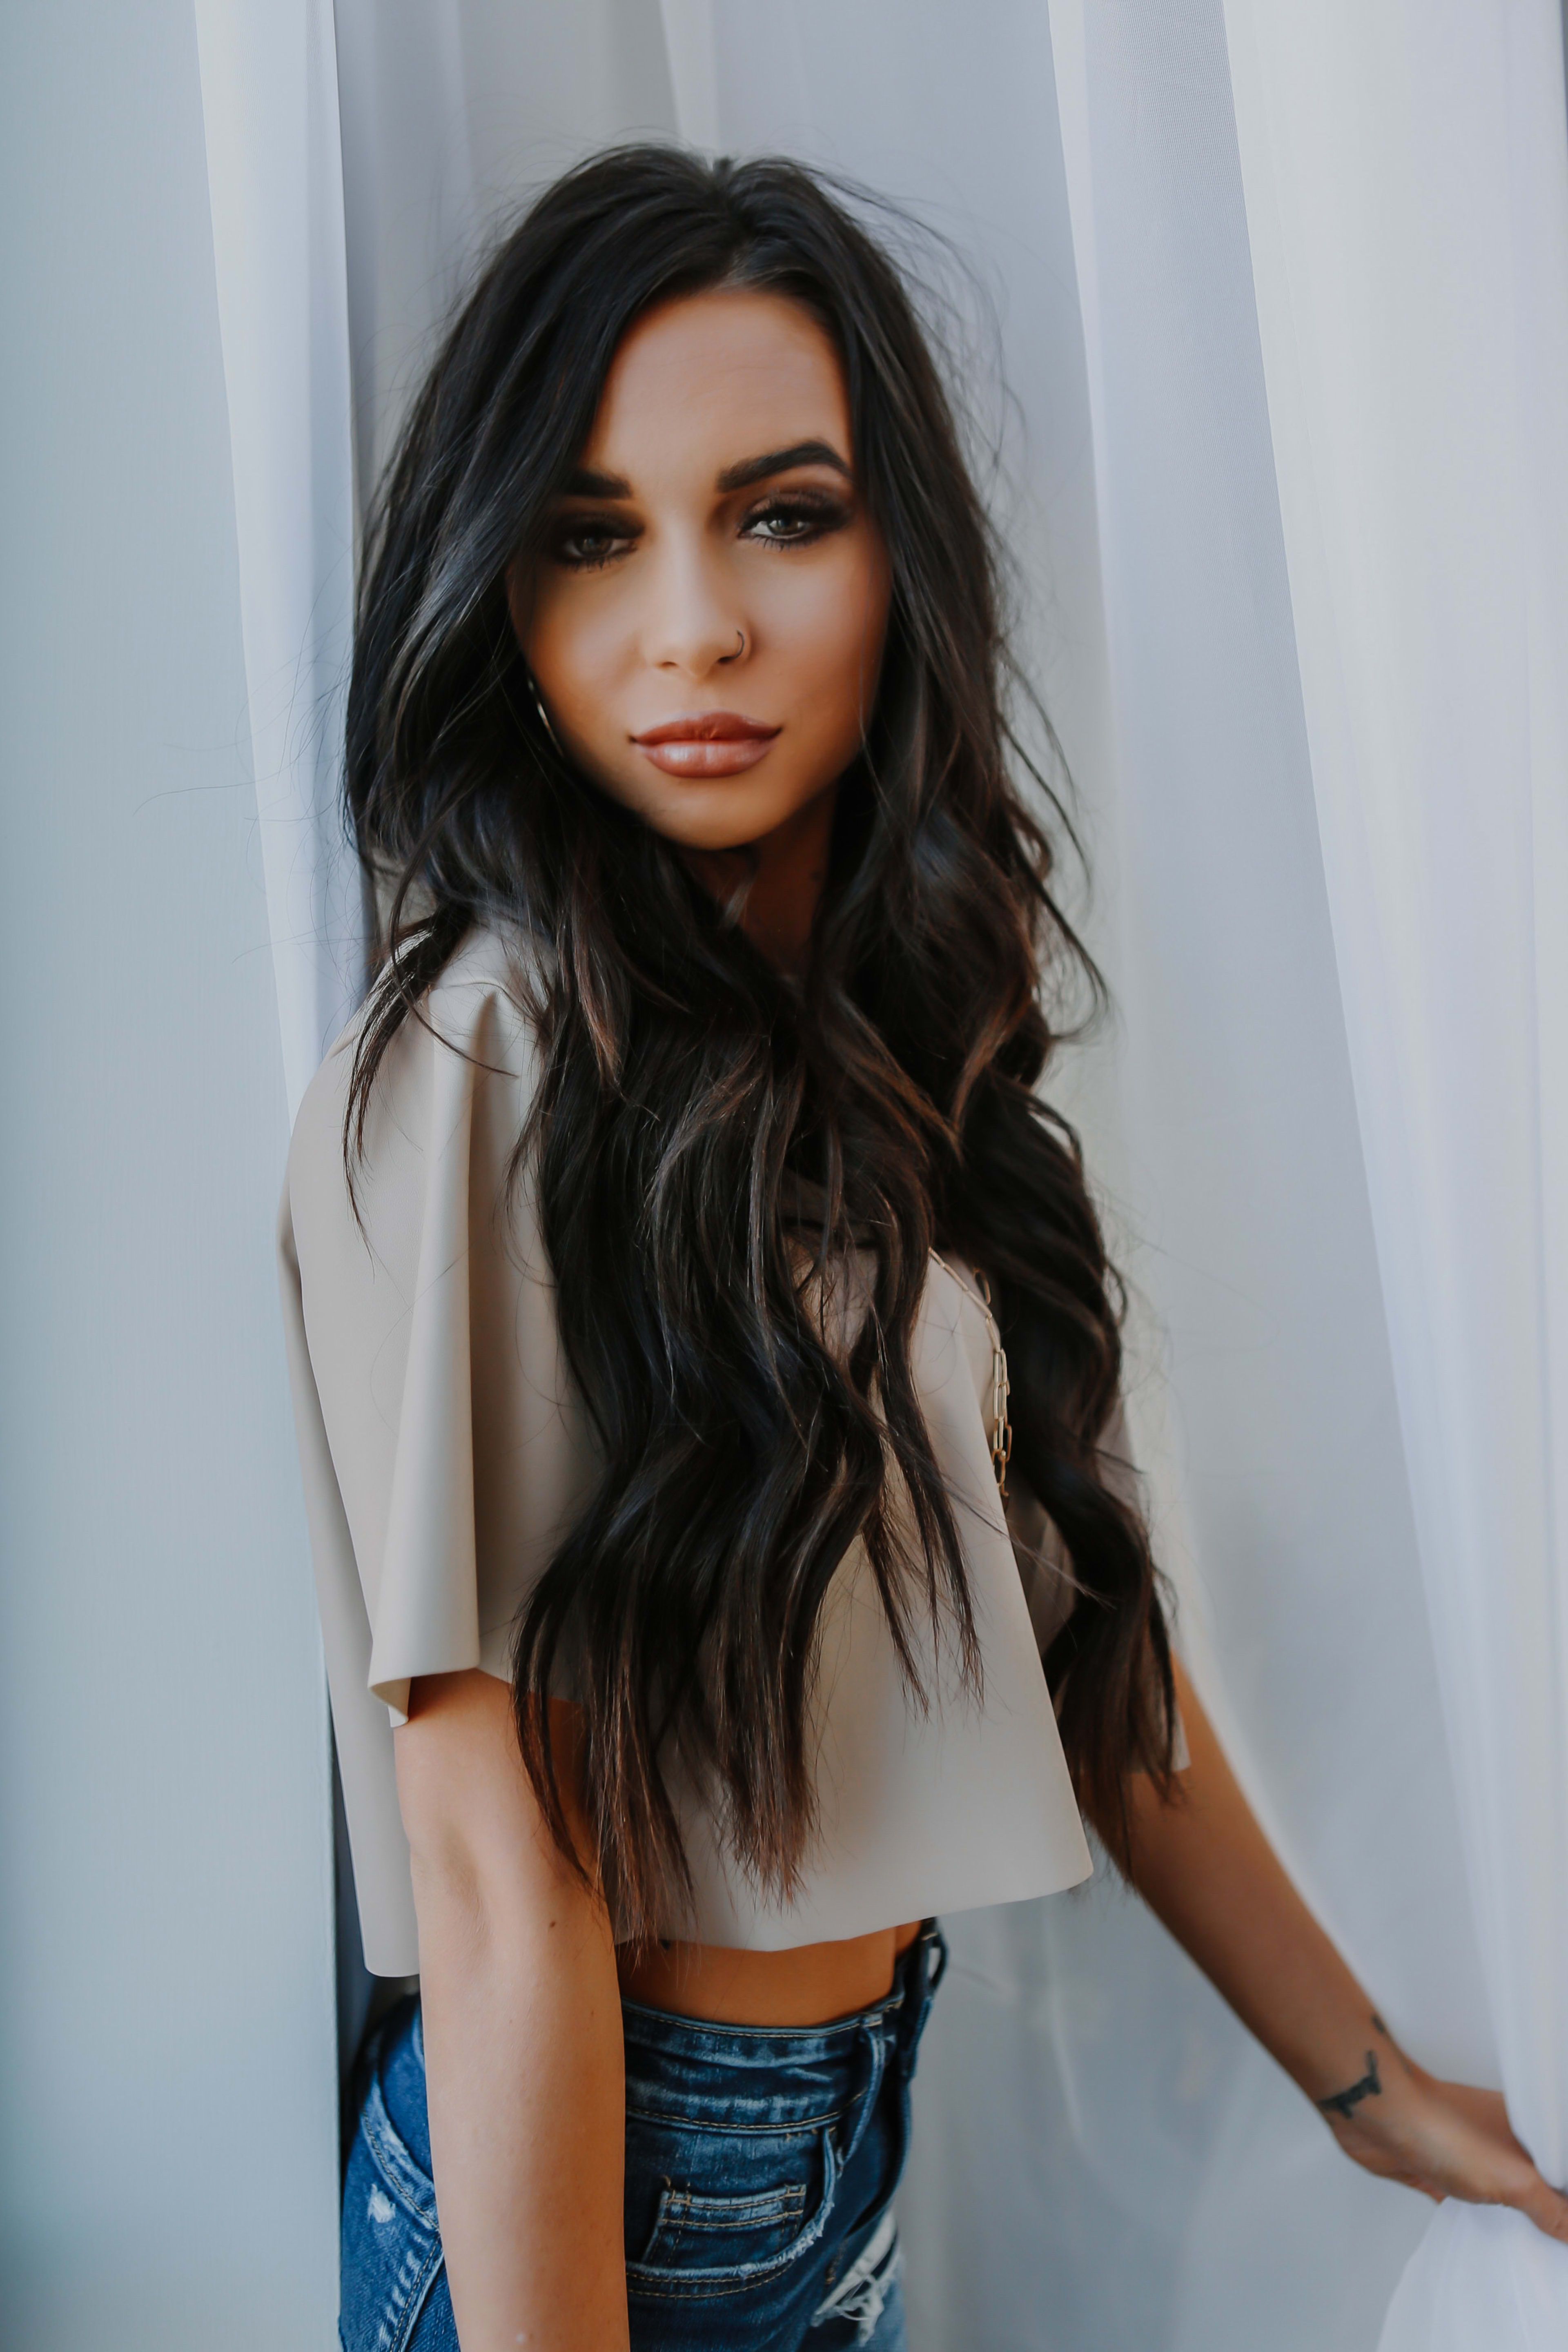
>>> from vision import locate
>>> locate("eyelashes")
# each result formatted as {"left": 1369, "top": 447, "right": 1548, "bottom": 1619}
{"left": 548, "top": 492, "right": 852, "bottom": 572}
{"left": 548, "top": 523, "right": 632, "bottom": 571}
{"left": 739, "top": 491, "right": 851, "bottom": 547}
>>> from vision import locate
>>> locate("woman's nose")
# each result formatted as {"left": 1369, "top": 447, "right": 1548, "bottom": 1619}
{"left": 640, "top": 540, "right": 748, "bottom": 678}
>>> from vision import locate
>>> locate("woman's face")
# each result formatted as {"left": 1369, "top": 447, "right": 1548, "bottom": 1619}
{"left": 511, "top": 288, "right": 892, "bottom": 860}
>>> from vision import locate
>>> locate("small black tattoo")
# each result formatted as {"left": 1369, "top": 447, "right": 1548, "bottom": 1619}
{"left": 1318, "top": 2050, "right": 1382, "bottom": 2119}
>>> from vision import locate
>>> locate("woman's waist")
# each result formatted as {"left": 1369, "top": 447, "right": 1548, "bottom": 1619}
{"left": 617, "top": 1921, "right": 944, "bottom": 2127}
{"left": 614, "top": 1915, "right": 923, "bottom": 2031}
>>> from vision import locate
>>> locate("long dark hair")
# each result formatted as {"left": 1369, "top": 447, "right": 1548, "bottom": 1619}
{"left": 345, "top": 145, "right": 1174, "bottom": 1936}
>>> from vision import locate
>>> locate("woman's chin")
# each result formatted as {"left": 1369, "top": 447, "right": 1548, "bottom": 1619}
{"left": 624, "top": 782, "right": 820, "bottom": 856}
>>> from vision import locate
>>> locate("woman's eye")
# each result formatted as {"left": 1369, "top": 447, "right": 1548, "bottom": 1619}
{"left": 742, "top": 498, "right": 846, "bottom": 547}
{"left": 553, "top": 520, "right": 634, "bottom": 569}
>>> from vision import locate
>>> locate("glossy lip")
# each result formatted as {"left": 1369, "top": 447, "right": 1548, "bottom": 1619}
{"left": 632, "top": 710, "right": 782, "bottom": 779}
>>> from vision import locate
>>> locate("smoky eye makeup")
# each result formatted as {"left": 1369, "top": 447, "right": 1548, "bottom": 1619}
{"left": 544, "top": 477, "right": 855, "bottom": 569}
{"left": 548, "top": 511, "right": 642, "bottom": 570}
{"left": 738, "top": 486, "right": 854, "bottom": 545}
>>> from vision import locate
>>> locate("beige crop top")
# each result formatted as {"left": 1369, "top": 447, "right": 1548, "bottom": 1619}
{"left": 278, "top": 925, "right": 1126, "bottom": 1976}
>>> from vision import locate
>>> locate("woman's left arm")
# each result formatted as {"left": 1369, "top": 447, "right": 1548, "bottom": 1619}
{"left": 1105, "top": 1657, "right": 1568, "bottom": 2241}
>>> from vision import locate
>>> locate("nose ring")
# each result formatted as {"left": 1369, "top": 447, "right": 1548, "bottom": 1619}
{"left": 725, "top": 627, "right": 746, "bottom": 660}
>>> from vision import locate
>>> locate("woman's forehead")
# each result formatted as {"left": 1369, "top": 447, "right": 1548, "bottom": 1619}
{"left": 576, "top": 288, "right": 852, "bottom": 490}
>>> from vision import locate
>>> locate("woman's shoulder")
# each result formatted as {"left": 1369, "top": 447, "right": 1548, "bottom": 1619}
{"left": 423, "top": 918, "right": 546, "bottom": 1047}
{"left": 285, "top": 921, "right": 546, "bottom": 1249}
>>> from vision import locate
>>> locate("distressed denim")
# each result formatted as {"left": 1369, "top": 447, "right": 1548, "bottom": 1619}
{"left": 340, "top": 1923, "right": 946, "bottom": 2352}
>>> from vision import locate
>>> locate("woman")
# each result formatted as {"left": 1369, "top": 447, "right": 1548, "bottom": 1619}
{"left": 278, "top": 147, "right": 1567, "bottom": 2351}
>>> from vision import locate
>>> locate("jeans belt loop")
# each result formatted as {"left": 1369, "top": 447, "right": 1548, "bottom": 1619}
{"left": 898, "top": 1922, "right": 947, "bottom": 2080}
{"left": 838, "top": 2008, "right": 890, "bottom": 2174}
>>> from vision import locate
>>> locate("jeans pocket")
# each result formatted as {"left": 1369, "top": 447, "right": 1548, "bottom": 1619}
{"left": 624, "top": 2120, "right": 842, "bottom": 2303}
{"left": 340, "top": 2064, "right": 447, "bottom": 2352}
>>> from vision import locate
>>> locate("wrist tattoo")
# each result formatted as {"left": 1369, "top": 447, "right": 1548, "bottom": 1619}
{"left": 1318, "top": 2047, "right": 1382, "bottom": 2120}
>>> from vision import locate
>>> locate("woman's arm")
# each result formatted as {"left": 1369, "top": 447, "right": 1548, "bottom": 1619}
{"left": 1106, "top": 1658, "right": 1568, "bottom": 2242}
{"left": 394, "top": 1670, "right": 630, "bottom": 2351}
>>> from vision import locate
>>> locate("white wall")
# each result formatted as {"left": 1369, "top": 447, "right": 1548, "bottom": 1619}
{"left": 0, "top": 4, "right": 339, "bottom": 2344}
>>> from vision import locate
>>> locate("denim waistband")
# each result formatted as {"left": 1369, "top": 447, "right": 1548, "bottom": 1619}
{"left": 619, "top": 1922, "right": 947, "bottom": 2135}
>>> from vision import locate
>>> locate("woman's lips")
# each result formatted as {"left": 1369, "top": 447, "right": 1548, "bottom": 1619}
{"left": 633, "top": 711, "right": 781, "bottom": 778}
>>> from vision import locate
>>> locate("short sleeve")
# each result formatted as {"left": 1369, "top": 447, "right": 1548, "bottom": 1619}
{"left": 278, "top": 927, "right": 595, "bottom": 1973}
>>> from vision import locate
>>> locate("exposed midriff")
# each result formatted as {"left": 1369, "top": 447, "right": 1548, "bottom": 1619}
{"left": 615, "top": 1919, "right": 924, "bottom": 2027}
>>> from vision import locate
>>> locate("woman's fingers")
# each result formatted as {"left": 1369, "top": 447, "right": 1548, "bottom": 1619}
{"left": 1439, "top": 2094, "right": 1568, "bottom": 2236}
{"left": 1512, "top": 2170, "right": 1568, "bottom": 2245}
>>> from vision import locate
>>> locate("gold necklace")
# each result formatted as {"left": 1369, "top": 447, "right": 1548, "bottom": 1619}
{"left": 929, "top": 1250, "right": 1013, "bottom": 1499}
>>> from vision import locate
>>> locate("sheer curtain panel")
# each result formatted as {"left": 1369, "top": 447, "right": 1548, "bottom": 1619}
{"left": 1222, "top": 4, "right": 1568, "bottom": 2340}
{"left": 194, "top": 0, "right": 364, "bottom": 1118}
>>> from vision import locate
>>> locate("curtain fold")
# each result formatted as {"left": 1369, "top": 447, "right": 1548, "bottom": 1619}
{"left": 194, "top": 0, "right": 363, "bottom": 1121}
{"left": 659, "top": 0, "right": 719, "bottom": 148}
{"left": 1221, "top": 4, "right": 1568, "bottom": 2340}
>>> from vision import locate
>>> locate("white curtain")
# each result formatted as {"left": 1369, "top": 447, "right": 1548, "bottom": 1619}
{"left": 1219, "top": 8, "right": 1568, "bottom": 2341}
{"left": 194, "top": 0, "right": 363, "bottom": 1121}
{"left": 196, "top": 6, "right": 1568, "bottom": 2343}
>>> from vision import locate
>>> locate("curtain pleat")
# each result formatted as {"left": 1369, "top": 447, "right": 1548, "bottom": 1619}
{"left": 1222, "top": 4, "right": 1568, "bottom": 2338}
{"left": 194, "top": 0, "right": 363, "bottom": 1121}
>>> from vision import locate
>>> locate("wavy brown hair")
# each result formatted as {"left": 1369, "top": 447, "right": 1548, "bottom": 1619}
{"left": 344, "top": 146, "right": 1174, "bottom": 1937}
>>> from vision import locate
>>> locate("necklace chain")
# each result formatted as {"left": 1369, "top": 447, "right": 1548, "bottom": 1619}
{"left": 929, "top": 1251, "right": 1013, "bottom": 1499}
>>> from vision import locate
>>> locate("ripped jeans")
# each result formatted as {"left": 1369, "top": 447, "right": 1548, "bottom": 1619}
{"left": 339, "top": 1922, "right": 946, "bottom": 2352}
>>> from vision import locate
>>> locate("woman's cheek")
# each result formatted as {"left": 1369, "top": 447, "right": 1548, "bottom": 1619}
{"left": 539, "top": 603, "right": 632, "bottom": 753}
{"left": 773, "top": 563, "right": 878, "bottom": 703}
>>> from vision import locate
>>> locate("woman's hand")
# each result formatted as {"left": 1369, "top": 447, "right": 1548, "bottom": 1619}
{"left": 1320, "top": 2025, "right": 1568, "bottom": 2241}
{"left": 1110, "top": 1658, "right": 1568, "bottom": 2245}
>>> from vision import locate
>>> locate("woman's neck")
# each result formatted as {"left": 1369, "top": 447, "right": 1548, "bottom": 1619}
{"left": 683, "top": 781, "right": 838, "bottom": 977}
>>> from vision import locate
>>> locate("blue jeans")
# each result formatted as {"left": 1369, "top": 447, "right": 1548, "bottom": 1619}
{"left": 340, "top": 1923, "right": 946, "bottom": 2352}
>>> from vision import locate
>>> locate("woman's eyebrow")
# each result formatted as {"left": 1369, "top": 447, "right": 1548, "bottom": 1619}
{"left": 715, "top": 440, "right": 852, "bottom": 492}
{"left": 564, "top": 464, "right": 633, "bottom": 497}
{"left": 561, "top": 441, "right": 852, "bottom": 501}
